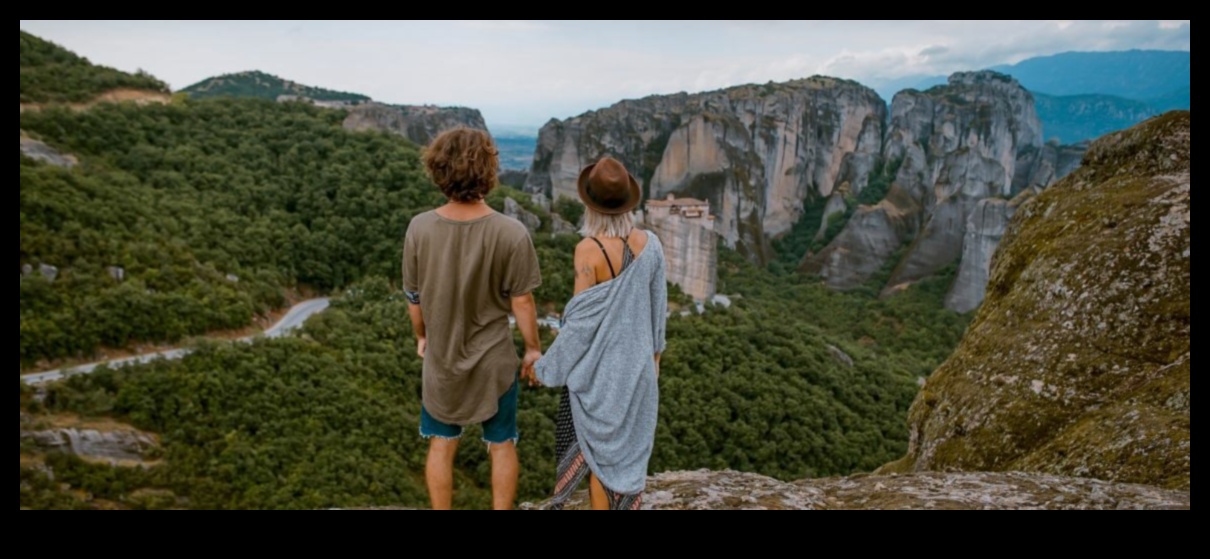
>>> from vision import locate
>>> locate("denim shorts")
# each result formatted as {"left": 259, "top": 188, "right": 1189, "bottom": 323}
{"left": 420, "top": 378, "right": 519, "bottom": 445}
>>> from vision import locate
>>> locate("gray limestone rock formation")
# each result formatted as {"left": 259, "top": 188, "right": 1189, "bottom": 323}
{"left": 944, "top": 189, "right": 1037, "bottom": 313}
{"left": 526, "top": 77, "right": 887, "bottom": 263}
{"left": 815, "top": 192, "right": 850, "bottom": 243}
{"left": 803, "top": 71, "right": 1086, "bottom": 311}
{"left": 21, "top": 427, "right": 159, "bottom": 464}
{"left": 503, "top": 197, "right": 542, "bottom": 234}
{"left": 343, "top": 102, "right": 488, "bottom": 146}
{"left": 645, "top": 196, "right": 719, "bottom": 302}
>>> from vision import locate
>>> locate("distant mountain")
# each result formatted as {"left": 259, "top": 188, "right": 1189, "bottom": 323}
{"left": 180, "top": 70, "right": 370, "bottom": 103}
{"left": 180, "top": 70, "right": 489, "bottom": 145}
{"left": 990, "top": 50, "right": 1190, "bottom": 99}
{"left": 1034, "top": 93, "right": 1158, "bottom": 144}
{"left": 20, "top": 31, "right": 168, "bottom": 104}
{"left": 872, "top": 50, "right": 1190, "bottom": 143}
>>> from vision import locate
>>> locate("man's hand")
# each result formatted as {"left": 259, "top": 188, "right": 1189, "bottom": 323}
{"left": 511, "top": 292, "right": 543, "bottom": 387}
{"left": 522, "top": 349, "right": 543, "bottom": 387}
{"left": 417, "top": 337, "right": 428, "bottom": 359}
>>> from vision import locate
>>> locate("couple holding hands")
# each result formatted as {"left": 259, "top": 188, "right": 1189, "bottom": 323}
{"left": 404, "top": 128, "right": 666, "bottom": 510}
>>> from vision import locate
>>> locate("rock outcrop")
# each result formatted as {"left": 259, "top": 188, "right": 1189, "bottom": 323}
{"left": 803, "top": 72, "right": 1085, "bottom": 312}
{"left": 21, "top": 426, "right": 159, "bottom": 465}
{"left": 343, "top": 102, "right": 488, "bottom": 146}
{"left": 551, "top": 214, "right": 578, "bottom": 236}
{"left": 523, "top": 470, "right": 1189, "bottom": 510}
{"left": 943, "top": 189, "right": 1037, "bottom": 314}
{"left": 884, "top": 112, "right": 1191, "bottom": 490}
{"left": 526, "top": 77, "right": 886, "bottom": 262}
{"left": 503, "top": 197, "right": 542, "bottom": 234}
{"left": 20, "top": 136, "right": 77, "bottom": 168}
{"left": 644, "top": 196, "right": 719, "bottom": 302}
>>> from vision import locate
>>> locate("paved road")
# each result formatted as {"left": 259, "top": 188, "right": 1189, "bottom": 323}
{"left": 21, "top": 298, "right": 330, "bottom": 385}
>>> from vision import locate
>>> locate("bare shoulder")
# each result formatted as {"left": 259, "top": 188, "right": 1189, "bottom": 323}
{"left": 575, "top": 237, "right": 602, "bottom": 261}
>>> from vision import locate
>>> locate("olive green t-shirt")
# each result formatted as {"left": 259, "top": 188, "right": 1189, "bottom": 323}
{"left": 403, "top": 211, "right": 542, "bottom": 426}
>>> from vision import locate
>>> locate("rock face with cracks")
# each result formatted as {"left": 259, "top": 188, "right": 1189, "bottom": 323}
{"left": 343, "top": 102, "right": 487, "bottom": 146}
{"left": 802, "top": 72, "right": 1085, "bottom": 312}
{"left": 526, "top": 76, "right": 886, "bottom": 264}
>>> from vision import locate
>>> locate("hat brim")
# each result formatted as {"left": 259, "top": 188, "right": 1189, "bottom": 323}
{"left": 577, "top": 162, "right": 643, "bottom": 215}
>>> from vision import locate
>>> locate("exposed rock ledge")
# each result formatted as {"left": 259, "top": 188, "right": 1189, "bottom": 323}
{"left": 522, "top": 470, "right": 1190, "bottom": 510}
{"left": 21, "top": 421, "right": 160, "bottom": 466}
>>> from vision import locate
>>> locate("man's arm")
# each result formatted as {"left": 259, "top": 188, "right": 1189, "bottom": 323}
{"left": 407, "top": 296, "right": 427, "bottom": 358}
{"left": 511, "top": 293, "right": 542, "bottom": 385}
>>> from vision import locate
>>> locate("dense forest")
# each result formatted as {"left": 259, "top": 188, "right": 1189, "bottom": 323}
{"left": 179, "top": 70, "right": 370, "bottom": 103}
{"left": 20, "top": 31, "right": 971, "bottom": 509}
{"left": 20, "top": 32, "right": 168, "bottom": 104}
{"left": 25, "top": 250, "right": 967, "bottom": 509}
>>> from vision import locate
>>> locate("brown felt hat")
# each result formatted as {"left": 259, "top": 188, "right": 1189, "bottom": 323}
{"left": 577, "top": 157, "right": 642, "bottom": 215}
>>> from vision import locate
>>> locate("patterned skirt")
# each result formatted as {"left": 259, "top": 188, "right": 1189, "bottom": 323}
{"left": 549, "top": 388, "right": 643, "bottom": 510}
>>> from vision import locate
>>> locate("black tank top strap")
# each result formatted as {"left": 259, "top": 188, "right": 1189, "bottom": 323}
{"left": 590, "top": 237, "right": 618, "bottom": 279}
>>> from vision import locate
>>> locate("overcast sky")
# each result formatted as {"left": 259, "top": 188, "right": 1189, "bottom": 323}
{"left": 20, "top": 20, "right": 1191, "bottom": 131}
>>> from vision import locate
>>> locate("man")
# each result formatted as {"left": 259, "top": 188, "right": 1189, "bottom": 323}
{"left": 403, "top": 127, "right": 543, "bottom": 510}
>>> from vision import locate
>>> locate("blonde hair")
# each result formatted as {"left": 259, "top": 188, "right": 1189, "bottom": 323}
{"left": 580, "top": 207, "right": 635, "bottom": 238}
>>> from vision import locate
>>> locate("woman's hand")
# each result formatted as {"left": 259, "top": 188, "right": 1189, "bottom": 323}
{"left": 417, "top": 337, "right": 428, "bottom": 359}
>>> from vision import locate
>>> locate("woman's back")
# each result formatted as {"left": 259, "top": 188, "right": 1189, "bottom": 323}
{"left": 576, "top": 228, "right": 650, "bottom": 293}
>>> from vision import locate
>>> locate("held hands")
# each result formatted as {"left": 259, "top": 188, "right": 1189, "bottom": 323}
{"left": 521, "top": 349, "right": 543, "bottom": 388}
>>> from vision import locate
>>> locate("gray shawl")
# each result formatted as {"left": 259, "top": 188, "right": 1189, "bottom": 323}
{"left": 535, "top": 231, "right": 667, "bottom": 495}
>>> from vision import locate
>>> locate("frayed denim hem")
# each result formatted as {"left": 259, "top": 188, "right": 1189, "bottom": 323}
{"left": 483, "top": 436, "right": 519, "bottom": 449}
{"left": 419, "top": 428, "right": 463, "bottom": 442}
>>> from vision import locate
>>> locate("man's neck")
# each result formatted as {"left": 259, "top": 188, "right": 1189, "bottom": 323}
{"left": 435, "top": 199, "right": 494, "bottom": 221}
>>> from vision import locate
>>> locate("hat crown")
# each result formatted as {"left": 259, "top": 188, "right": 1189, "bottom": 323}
{"left": 578, "top": 156, "right": 641, "bottom": 215}
{"left": 587, "top": 158, "right": 630, "bottom": 200}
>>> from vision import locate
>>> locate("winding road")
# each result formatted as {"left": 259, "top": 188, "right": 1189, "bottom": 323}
{"left": 20, "top": 298, "right": 330, "bottom": 386}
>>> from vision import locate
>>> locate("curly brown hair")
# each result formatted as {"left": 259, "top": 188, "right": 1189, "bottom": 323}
{"left": 422, "top": 127, "right": 499, "bottom": 203}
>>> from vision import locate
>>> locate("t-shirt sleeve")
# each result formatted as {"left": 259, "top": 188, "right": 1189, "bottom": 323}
{"left": 504, "top": 231, "right": 542, "bottom": 298}
{"left": 402, "top": 227, "right": 420, "bottom": 297}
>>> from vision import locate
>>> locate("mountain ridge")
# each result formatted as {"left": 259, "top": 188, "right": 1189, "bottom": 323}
{"left": 179, "top": 70, "right": 370, "bottom": 103}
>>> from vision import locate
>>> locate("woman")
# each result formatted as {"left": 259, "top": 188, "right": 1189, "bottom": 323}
{"left": 532, "top": 156, "right": 667, "bottom": 510}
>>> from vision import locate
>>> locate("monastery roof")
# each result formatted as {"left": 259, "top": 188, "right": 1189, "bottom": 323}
{"left": 647, "top": 196, "right": 709, "bottom": 207}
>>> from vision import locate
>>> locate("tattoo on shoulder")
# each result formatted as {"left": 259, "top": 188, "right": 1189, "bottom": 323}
{"left": 578, "top": 265, "right": 594, "bottom": 278}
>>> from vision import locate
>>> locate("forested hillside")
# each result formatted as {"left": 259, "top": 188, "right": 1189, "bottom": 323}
{"left": 20, "top": 100, "right": 441, "bottom": 367}
{"left": 180, "top": 71, "right": 370, "bottom": 103}
{"left": 27, "top": 251, "right": 967, "bottom": 509}
{"left": 20, "top": 31, "right": 167, "bottom": 104}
